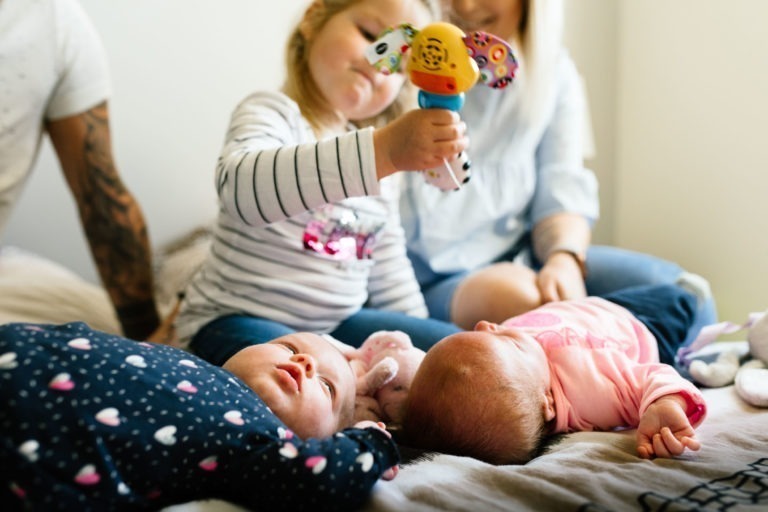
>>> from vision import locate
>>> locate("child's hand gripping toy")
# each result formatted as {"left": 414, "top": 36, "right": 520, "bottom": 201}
{"left": 365, "top": 22, "right": 518, "bottom": 191}
{"left": 329, "top": 330, "right": 426, "bottom": 425}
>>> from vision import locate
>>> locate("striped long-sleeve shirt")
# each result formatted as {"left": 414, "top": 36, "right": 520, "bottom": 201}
{"left": 176, "top": 91, "right": 427, "bottom": 344}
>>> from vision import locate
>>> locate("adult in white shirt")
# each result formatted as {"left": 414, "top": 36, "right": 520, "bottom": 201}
{"left": 0, "top": 0, "right": 159, "bottom": 339}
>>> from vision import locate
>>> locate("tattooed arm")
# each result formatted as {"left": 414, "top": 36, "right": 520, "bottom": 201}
{"left": 46, "top": 102, "right": 160, "bottom": 340}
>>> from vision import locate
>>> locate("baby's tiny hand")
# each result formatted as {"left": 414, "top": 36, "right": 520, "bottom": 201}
{"left": 637, "top": 395, "right": 701, "bottom": 459}
{"left": 353, "top": 421, "right": 399, "bottom": 480}
{"left": 381, "top": 464, "right": 399, "bottom": 481}
{"left": 354, "top": 420, "right": 392, "bottom": 438}
{"left": 637, "top": 426, "right": 701, "bottom": 459}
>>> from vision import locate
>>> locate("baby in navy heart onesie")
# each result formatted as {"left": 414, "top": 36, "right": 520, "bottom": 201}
{"left": 0, "top": 322, "right": 398, "bottom": 511}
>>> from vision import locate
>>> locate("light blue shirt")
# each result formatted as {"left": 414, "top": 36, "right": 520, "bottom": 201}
{"left": 400, "top": 51, "right": 599, "bottom": 286}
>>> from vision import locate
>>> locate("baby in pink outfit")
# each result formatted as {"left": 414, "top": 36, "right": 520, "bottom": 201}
{"left": 402, "top": 285, "right": 707, "bottom": 464}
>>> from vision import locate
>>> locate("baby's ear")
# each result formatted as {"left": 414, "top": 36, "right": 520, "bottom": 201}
{"left": 542, "top": 389, "right": 556, "bottom": 422}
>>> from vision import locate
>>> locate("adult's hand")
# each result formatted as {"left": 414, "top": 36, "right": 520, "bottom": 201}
{"left": 537, "top": 251, "right": 586, "bottom": 303}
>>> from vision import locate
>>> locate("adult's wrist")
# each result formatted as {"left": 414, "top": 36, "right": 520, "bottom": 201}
{"left": 547, "top": 246, "right": 587, "bottom": 278}
{"left": 116, "top": 299, "right": 161, "bottom": 340}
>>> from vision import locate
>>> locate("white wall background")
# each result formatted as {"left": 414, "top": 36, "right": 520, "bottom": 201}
{"left": 613, "top": 0, "right": 768, "bottom": 330}
{"left": 563, "top": 0, "right": 768, "bottom": 329}
{"left": 5, "top": 0, "right": 766, "bottom": 328}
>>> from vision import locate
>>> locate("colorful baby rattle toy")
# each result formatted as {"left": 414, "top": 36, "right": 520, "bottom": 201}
{"left": 365, "top": 22, "right": 518, "bottom": 191}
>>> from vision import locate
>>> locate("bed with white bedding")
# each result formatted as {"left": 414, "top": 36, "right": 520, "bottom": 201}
{"left": 367, "top": 384, "right": 767, "bottom": 511}
{"left": 169, "top": 383, "right": 767, "bottom": 512}
{"left": 2, "top": 245, "right": 766, "bottom": 512}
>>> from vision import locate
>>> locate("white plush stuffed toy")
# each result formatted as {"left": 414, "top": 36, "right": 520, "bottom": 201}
{"left": 683, "top": 309, "right": 768, "bottom": 407}
{"left": 329, "top": 331, "right": 426, "bottom": 425}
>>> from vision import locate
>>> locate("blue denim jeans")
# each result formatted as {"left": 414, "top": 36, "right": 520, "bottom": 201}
{"left": 189, "top": 308, "right": 461, "bottom": 366}
{"left": 423, "top": 244, "right": 717, "bottom": 349}
{"left": 600, "top": 284, "right": 697, "bottom": 368}
{"left": 586, "top": 245, "right": 717, "bottom": 348}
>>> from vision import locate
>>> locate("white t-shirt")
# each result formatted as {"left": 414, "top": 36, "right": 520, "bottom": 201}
{"left": 0, "top": 0, "right": 110, "bottom": 236}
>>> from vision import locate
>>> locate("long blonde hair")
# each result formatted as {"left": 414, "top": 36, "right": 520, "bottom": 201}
{"left": 283, "top": 0, "right": 440, "bottom": 135}
{"left": 443, "top": 0, "right": 563, "bottom": 125}
{"left": 516, "top": 0, "right": 564, "bottom": 123}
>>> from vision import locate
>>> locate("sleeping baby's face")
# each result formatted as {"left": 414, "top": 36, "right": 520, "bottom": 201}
{"left": 223, "top": 333, "right": 356, "bottom": 438}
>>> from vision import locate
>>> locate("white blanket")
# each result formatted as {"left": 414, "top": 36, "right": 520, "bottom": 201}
{"left": 365, "top": 385, "right": 768, "bottom": 511}
{"left": 168, "top": 361, "right": 767, "bottom": 512}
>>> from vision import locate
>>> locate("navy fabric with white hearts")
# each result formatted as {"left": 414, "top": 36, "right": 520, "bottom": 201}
{"left": 0, "top": 322, "right": 398, "bottom": 511}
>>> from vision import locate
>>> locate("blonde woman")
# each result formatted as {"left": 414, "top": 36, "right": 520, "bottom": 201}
{"left": 401, "top": 0, "right": 716, "bottom": 343}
